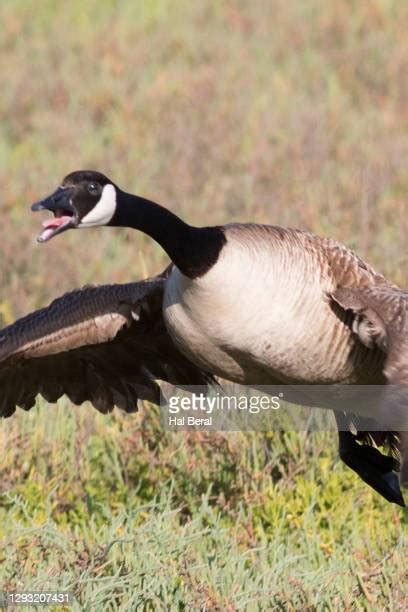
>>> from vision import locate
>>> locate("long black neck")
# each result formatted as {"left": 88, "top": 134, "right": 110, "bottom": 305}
{"left": 110, "top": 190, "right": 226, "bottom": 278}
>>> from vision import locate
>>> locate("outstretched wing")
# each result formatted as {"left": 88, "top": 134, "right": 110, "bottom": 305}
{"left": 0, "top": 274, "right": 215, "bottom": 418}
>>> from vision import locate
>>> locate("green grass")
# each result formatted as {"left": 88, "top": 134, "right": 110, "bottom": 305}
{"left": 1, "top": 0, "right": 408, "bottom": 608}
{"left": 0, "top": 403, "right": 406, "bottom": 609}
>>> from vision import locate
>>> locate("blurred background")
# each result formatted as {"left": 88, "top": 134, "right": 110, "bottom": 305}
{"left": 0, "top": 1, "right": 407, "bottom": 608}
{"left": 1, "top": 0, "right": 408, "bottom": 320}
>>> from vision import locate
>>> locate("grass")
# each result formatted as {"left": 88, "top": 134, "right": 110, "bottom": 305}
{"left": 0, "top": 0, "right": 408, "bottom": 608}
{"left": 0, "top": 403, "right": 406, "bottom": 609}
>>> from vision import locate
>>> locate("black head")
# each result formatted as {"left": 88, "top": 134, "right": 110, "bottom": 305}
{"left": 31, "top": 170, "right": 119, "bottom": 242}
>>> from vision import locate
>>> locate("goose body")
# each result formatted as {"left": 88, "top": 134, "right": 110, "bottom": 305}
{"left": 163, "top": 225, "right": 385, "bottom": 387}
{"left": 1, "top": 169, "right": 407, "bottom": 506}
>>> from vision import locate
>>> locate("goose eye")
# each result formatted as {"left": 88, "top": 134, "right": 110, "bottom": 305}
{"left": 88, "top": 183, "right": 99, "bottom": 196}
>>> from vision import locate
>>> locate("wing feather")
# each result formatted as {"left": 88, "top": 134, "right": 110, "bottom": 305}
{"left": 331, "top": 285, "right": 408, "bottom": 483}
{"left": 0, "top": 273, "right": 215, "bottom": 418}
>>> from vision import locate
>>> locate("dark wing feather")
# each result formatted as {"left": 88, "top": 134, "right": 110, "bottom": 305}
{"left": 0, "top": 274, "right": 215, "bottom": 418}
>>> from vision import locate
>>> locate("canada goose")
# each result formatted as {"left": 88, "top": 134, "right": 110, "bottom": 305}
{"left": 1, "top": 170, "right": 407, "bottom": 506}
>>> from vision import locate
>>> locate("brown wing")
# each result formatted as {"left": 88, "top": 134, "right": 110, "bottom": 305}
{"left": 316, "top": 232, "right": 394, "bottom": 290}
{"left": 331, "top": 286, "right": 408, "bottom": 385}
{"left": 0, "top": 274, "right": 215, "bottom": 418}
{"left": 331, "top": 286, "right": 408, "bottom": 485}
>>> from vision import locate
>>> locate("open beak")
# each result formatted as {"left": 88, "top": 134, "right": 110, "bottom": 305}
{"left": 31, "top": 187, "right": 77, "bottom": 243}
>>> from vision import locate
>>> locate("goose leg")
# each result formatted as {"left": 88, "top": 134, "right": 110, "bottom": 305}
{"left": 335, "top": 413, "right": 405, "bottom": 507}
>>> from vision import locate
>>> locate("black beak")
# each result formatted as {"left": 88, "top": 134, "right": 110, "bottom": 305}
{"left": 31, "top": 186, "right": 77, "bottom": 243}
{"left": 31, "top": 186, "right": 75, "bottom": 215}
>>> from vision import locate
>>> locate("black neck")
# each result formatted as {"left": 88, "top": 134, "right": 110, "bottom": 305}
{"left": 110, "top": 191, "right": 226, "bottom": 278}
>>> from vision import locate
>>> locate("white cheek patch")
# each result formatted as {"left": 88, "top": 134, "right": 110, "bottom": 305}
{"left": 80, "top": 184, "right": 117, "bottom": 227}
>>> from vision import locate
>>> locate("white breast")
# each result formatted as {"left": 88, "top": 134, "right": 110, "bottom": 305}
{"left": 163, "top": 227, "right": 358, "bottom": 385}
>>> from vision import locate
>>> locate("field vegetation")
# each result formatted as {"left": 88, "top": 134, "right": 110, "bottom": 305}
{"left": 0, "top": 0, "right": 407, "bottom": 608}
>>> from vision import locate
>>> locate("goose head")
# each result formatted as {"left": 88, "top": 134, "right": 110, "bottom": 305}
{"left": 32, "top": 170, "right": 118, "bottom": 242}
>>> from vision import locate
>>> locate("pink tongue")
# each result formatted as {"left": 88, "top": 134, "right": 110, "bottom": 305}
{"left": 39, "top": 216, "right": 71, "bottom": 241}
{"left": 42, "top": 216, "right": 71, "bottom": 229}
